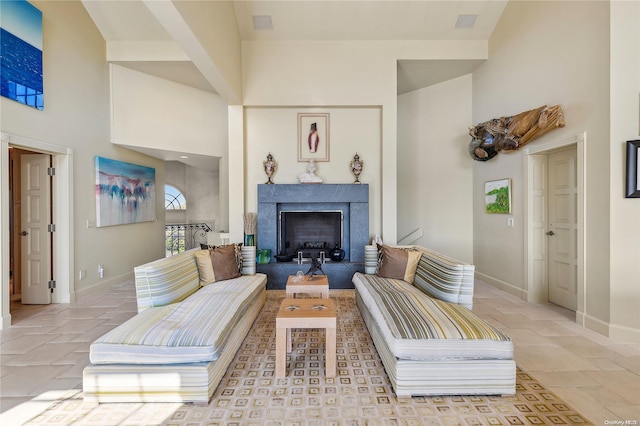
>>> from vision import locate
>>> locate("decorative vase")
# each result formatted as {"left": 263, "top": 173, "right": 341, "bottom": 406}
{"left": 244, "top": 234, "right": 255, "bottom": 246}
{"left": 350, "top": 153, "right": 363, "bottom": 184}
{"left": 256, "top": 249, "right": 271, "bottom": 264}
{"left": 329, "top": 244, "right": 345, "bottom": 261}
{"left": 241, "top": 246, "right": 256, "bottom": 275}
{"left": 263, "top": 153, "right": 276, "bottom": 184}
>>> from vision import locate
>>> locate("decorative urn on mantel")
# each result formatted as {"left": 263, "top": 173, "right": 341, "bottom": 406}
{"left": 350, "top": 153, "right": 363, "bottom": 184}
{"left": 263, "top": 152, "right": 277, "bottom": 184}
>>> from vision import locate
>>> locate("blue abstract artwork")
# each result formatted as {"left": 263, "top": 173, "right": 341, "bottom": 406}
{"left": 95, "top": 157, "right": 156, "bottom": 227}
{"left": 0, "top": 0, "right": 44, "bottom": 110}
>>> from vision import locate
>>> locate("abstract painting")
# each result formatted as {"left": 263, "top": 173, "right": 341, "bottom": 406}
{"left": 95, "top": 157, "right": 156, "bottom": 227}
{"left": 485, "top": 178, "right": 511, "bottom": 214}
{"left": 0, "top": 0, "right": 43, "bottom": 110}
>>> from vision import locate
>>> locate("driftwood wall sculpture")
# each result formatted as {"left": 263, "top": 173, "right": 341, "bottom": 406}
{"left": 468, "top": 105, "right": 565, "bottom": 161}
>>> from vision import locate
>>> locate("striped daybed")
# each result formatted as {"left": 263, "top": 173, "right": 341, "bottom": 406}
{"left": 352, "top": 246, "right": 515, "bottom": 397}
{"left": 83, "top": 248, "right": 267, "bottom": 403}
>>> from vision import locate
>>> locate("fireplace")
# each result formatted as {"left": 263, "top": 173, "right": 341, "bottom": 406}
{"left": 256, "top": 184, "right": 368, "bottom": 289}
{"left": 257, "top": 184, "right": 369, "bottom": 264}
{"left": 279, "top": 210, "right": 343, "bottom": 258}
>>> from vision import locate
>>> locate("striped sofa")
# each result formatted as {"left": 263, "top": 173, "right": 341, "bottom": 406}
{"left": 83, "top": 248, "right": 267, "bottom": 403}
{"left": 352, "top": 246, "right": 515, "bottom": 397}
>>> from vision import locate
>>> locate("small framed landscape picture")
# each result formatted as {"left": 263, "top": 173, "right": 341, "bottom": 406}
{"left": 485, "top": 178, "right": 512, "bottom": 214}
{"left": 298, "top": 113, "right": 329, "bottom": 162}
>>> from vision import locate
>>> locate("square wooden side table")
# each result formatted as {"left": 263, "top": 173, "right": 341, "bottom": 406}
{"left": 285, "top": 274, "right": 329, "bottom": 299}
{"left": 275, "top": 298, "right": 336, "bottom": 378}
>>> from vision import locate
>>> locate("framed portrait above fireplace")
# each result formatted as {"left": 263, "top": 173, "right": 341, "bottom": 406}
{"left": 298, "top": 113, "right": 329, "bottom": 162}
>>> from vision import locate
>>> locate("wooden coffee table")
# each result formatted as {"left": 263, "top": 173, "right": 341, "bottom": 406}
{"left": 285, "top": 274, "right": 329, "bottom": 299}
{"left": 275, "top": 298, "right": 336, "bottom": 378}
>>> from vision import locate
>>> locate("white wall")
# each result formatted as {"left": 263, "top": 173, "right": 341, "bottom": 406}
{"left": 165, "top": 161, "right": 219, "bottom": 227}
{"left": 608, "top": 0, "right": 640, "bottom": 342}
{"left": 0, "top": 1, "right": 165, "bottom": 298}
{"left": 397, "top": 75, "right": 474, "bottom": 263}
{"left": 110, "top": 64, "right": 229, "bottom": 158}
{"left": 237, "top": 39, "right": 488, "bottom": 244}
{"left": 244, "top": 107, "right": 382, "bottom": 238}
{"left": 186, "top": 165, "right": 219, "bottom": 227}
{"left": 472, "top": 0, "right": 640, "bottom": 341}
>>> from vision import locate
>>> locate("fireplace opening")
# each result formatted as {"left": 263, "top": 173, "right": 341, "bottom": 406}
{"left": 278, "top": 211, "right": 343, "bottom": 259}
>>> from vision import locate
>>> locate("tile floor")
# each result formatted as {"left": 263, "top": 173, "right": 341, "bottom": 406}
{"left": 1, "top": 279, "right": 639, "bottom": 426}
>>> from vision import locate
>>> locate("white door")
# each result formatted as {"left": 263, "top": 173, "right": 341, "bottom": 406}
{"left": 547, "top": 147, "right": 577, "bottom": 311}
{"left": 529, "top": 154, "right": 549, "bottom": 303}
{"left": 21, "top": 154, "right": 52, "bottom": 304}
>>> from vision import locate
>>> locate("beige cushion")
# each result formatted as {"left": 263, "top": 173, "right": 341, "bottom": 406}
{"left": 404, "top": 251, "right": 422, "bottom": 283}
{"left": 194, "top": 249, "right": 216, "bottom": 285}
{"left": 377, "top": 244, "right": 421, "bottom": 283}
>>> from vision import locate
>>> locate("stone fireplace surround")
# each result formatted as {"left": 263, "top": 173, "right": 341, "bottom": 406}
{"left": 256, "top": 184, "right": 369, "bottom": 289}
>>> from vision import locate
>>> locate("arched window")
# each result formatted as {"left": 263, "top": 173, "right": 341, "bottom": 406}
{"left": 165, "top": 185, "right": 186, "bottom": 210}
{"left": 165, "top": 185, "right": 187, "bottom": 256}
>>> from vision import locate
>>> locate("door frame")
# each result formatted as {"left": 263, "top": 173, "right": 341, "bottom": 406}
{"left": 523, "top": 132, "right": 586, "bottom": 323}
{"left": 1, "top": 132, "right": 75, "bottom": 328}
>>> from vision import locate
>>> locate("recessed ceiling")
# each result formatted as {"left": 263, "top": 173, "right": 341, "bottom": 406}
{"left": 233, "top": 1, "right": 506, "bottom": 42}
{"left": 83, "top": 0, "right": 507, "bottom": 93}
{"left": 81, "top": 1, "right": 507, "bottom": 171}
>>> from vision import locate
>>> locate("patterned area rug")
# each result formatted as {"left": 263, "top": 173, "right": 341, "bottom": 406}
{"left": 24, "top": 291, "right": 592, "bottom": 425}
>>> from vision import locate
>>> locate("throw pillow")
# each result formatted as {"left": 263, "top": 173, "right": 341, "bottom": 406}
{"left": 201, "top": 243, "right": 243, "bottom": 274}
{"left": 208, "top": 244, "right": 242, "bottom": 282}
{"left": 377, "top": 244, "right": 421, "bottom": 283}
{"left": 194, "top": 249, "right": 216, "bottom": 285}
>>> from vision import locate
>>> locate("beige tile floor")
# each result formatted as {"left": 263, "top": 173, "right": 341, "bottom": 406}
{"left": 1, "top": 279, "right": 639, "bottom": 425}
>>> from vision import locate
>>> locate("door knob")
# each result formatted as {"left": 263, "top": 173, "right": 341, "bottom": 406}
{"left": 546, "top": 230, "right": 555, "bottom": 236}
{"left": 20, "top": 231, "right": 29, "bottom": 236}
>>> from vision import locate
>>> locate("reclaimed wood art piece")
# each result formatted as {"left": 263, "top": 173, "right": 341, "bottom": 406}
{"left": 469, "top": 104, "right": 565, "bottom": 161}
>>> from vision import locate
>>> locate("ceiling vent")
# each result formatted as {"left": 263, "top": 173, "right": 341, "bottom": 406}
{"left": 253, "top": 15, "right": 273, "bottom": 30}
{"left": 455, "top": 14, "right": 478, "bottom": 29}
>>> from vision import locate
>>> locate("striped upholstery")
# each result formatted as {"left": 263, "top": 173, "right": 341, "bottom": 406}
{"left": 90, "top": 275, "right": 265, "bottom": 364}
{"left": 134, "top": 249, "right": 201, "bottom": 313}
{"left": 83, "top": 247, "right": 265, "bottom": 403}
{"left": 356, "top": 292, "right": 516, "bottom": 397}
{"left": 353, "top": 273, "right": 513, "bottom": 360}
{"left": 83, "top": 290, "right": 266, "bottom": 403}
{"left": 134, "top": 247, "right": 259, "bottom": 313}
{"left": 353, "top": 246, "right": 515, "bottom": 397}
{"left": 380, "top": 246, "right": 475, "bottom": 309}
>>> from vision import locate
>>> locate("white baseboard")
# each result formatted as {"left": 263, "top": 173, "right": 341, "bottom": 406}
{"left": 474, "top": 272, "right": 528, "bottom": 300}
{"left": 608, "top": 322, "right": 640, "bottom": 344}
{"left": 74, "top": 271, "right": 134, "bottom": 301}
{"left": 577, "top": 311, "right": 640, "bottom": 344}
{"left": 577, "top": 310, "right": 610, "bottom": 336}
{"left": 1, "top": 313, "right": 11, "bottom": 329}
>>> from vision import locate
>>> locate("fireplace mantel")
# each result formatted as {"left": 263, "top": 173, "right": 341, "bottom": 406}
{"left": 257, "top": 184, "right": 369, "bottom": 263}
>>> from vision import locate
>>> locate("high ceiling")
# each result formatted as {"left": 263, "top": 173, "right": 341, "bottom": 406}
{"left": 81, "top": 0, "right": 507, "bottom": 170}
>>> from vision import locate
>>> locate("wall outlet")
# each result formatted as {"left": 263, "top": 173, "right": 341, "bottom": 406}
{"left": 98, "top": 264, "right": 104, "bottom": 278}
{"left": 507, "top": 218, "right": 514, "bottom": 227}
{"left": 78, "top": 270, "right": 86, "bottom": 280}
